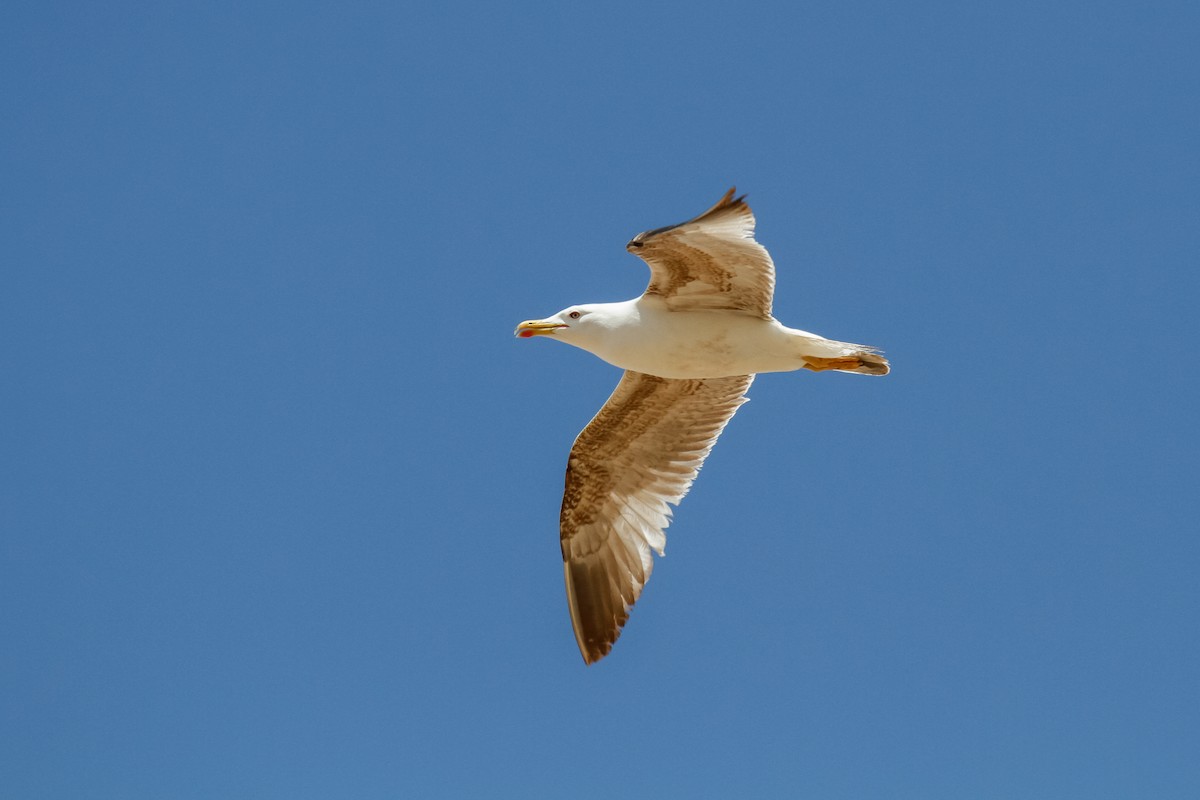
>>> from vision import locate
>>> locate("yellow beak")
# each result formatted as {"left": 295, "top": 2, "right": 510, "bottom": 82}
{"left": 515, "top": 320, "right": 567, "bottom": 338}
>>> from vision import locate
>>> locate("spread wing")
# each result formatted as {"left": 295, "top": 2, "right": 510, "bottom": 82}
{"left": 626, "top": 187, "right": 776, "bottom": 318}
{"left": 559, "top": 370, "right": 754, "bottom": 664}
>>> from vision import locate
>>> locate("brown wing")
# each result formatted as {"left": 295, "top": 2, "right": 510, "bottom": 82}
{"left": 626, "top": 187, "right": 776, "bottom": 318}
{"left": 560, "top": 370, "right": 754, "bottom": 664}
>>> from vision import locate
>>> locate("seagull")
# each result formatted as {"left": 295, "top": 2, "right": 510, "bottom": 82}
{"left": 516, "top": 188, "right": 889, "bottom": 664}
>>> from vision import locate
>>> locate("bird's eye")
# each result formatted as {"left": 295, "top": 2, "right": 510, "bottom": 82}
{"left": 568, "top": 311, "right": 581, "bottom": 320}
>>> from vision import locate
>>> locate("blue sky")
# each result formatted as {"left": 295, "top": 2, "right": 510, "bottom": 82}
{"left": 3, "top": 1, "right": 1198, "bottom": 797}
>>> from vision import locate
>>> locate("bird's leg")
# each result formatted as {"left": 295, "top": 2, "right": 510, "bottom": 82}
{"left": 802, "top": 356, "right": 868, "bottom": 372}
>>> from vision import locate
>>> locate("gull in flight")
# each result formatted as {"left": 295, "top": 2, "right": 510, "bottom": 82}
{"left": 516, "top": 188, "right": 889, "bottom": 664}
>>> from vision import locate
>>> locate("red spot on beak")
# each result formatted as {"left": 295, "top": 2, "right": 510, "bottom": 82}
{"left": 518, "top": 330, "right": 534, "bottom": 338}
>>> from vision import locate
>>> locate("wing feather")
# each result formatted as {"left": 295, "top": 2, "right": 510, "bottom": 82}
{"left": 559, "top": 370, "right": 754, "bottom": 664}
{"left": 626, "top": 188, "right": 776, "bottom": 318}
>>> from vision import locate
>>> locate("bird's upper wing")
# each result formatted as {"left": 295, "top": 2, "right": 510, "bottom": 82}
{"left": 559, "top": 370, "right": 754, "bottom": 664}
{"left": 627, "top": 188, "right": 776, "bottom": 318}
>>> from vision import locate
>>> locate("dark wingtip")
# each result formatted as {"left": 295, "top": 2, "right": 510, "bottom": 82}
{"left": 706, "top": 186, "right": 748, "bottom": 218}
{"left": 580, "top": 644, "right": 608, "bottom": 665}
{"left": 565, "top": 560, "right": 625, "bottom": 665}
{"left": 625, "top": 187, "right": 749, "bottom": 252}
{"left": 718, "top": 186, "right": 747, "bottom": 207}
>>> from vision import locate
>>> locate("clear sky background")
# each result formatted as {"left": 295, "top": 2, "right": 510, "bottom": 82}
{"left": 3, "top": 2, "right": 1198, "bottom": 798}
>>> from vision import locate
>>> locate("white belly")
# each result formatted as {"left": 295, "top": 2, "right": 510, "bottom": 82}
{"left": 594, "top": 307, "right": 808, "bottom": 379}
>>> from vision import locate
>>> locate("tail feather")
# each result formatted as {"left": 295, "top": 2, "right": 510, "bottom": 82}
{"left": 844, "top": 350, "right": 890, "bottom": 376}
{"left": 795, "top": 335, "right": 891, "bottom": 376}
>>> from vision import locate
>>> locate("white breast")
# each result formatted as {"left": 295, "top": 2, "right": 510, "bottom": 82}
{"left": 589, "top": 302, "right": 802, "bottom": 379}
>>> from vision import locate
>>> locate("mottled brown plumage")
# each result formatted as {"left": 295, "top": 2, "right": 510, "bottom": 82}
{"left": 560, "top": 371, "right": 754, "bottom": 664}
{"left": 629, "top": 188, "right": 775, "bottom": 319}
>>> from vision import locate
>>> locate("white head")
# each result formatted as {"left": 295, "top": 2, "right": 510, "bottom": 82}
{"left": 514, "top": 304, "right": 611, "bottom": 352}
